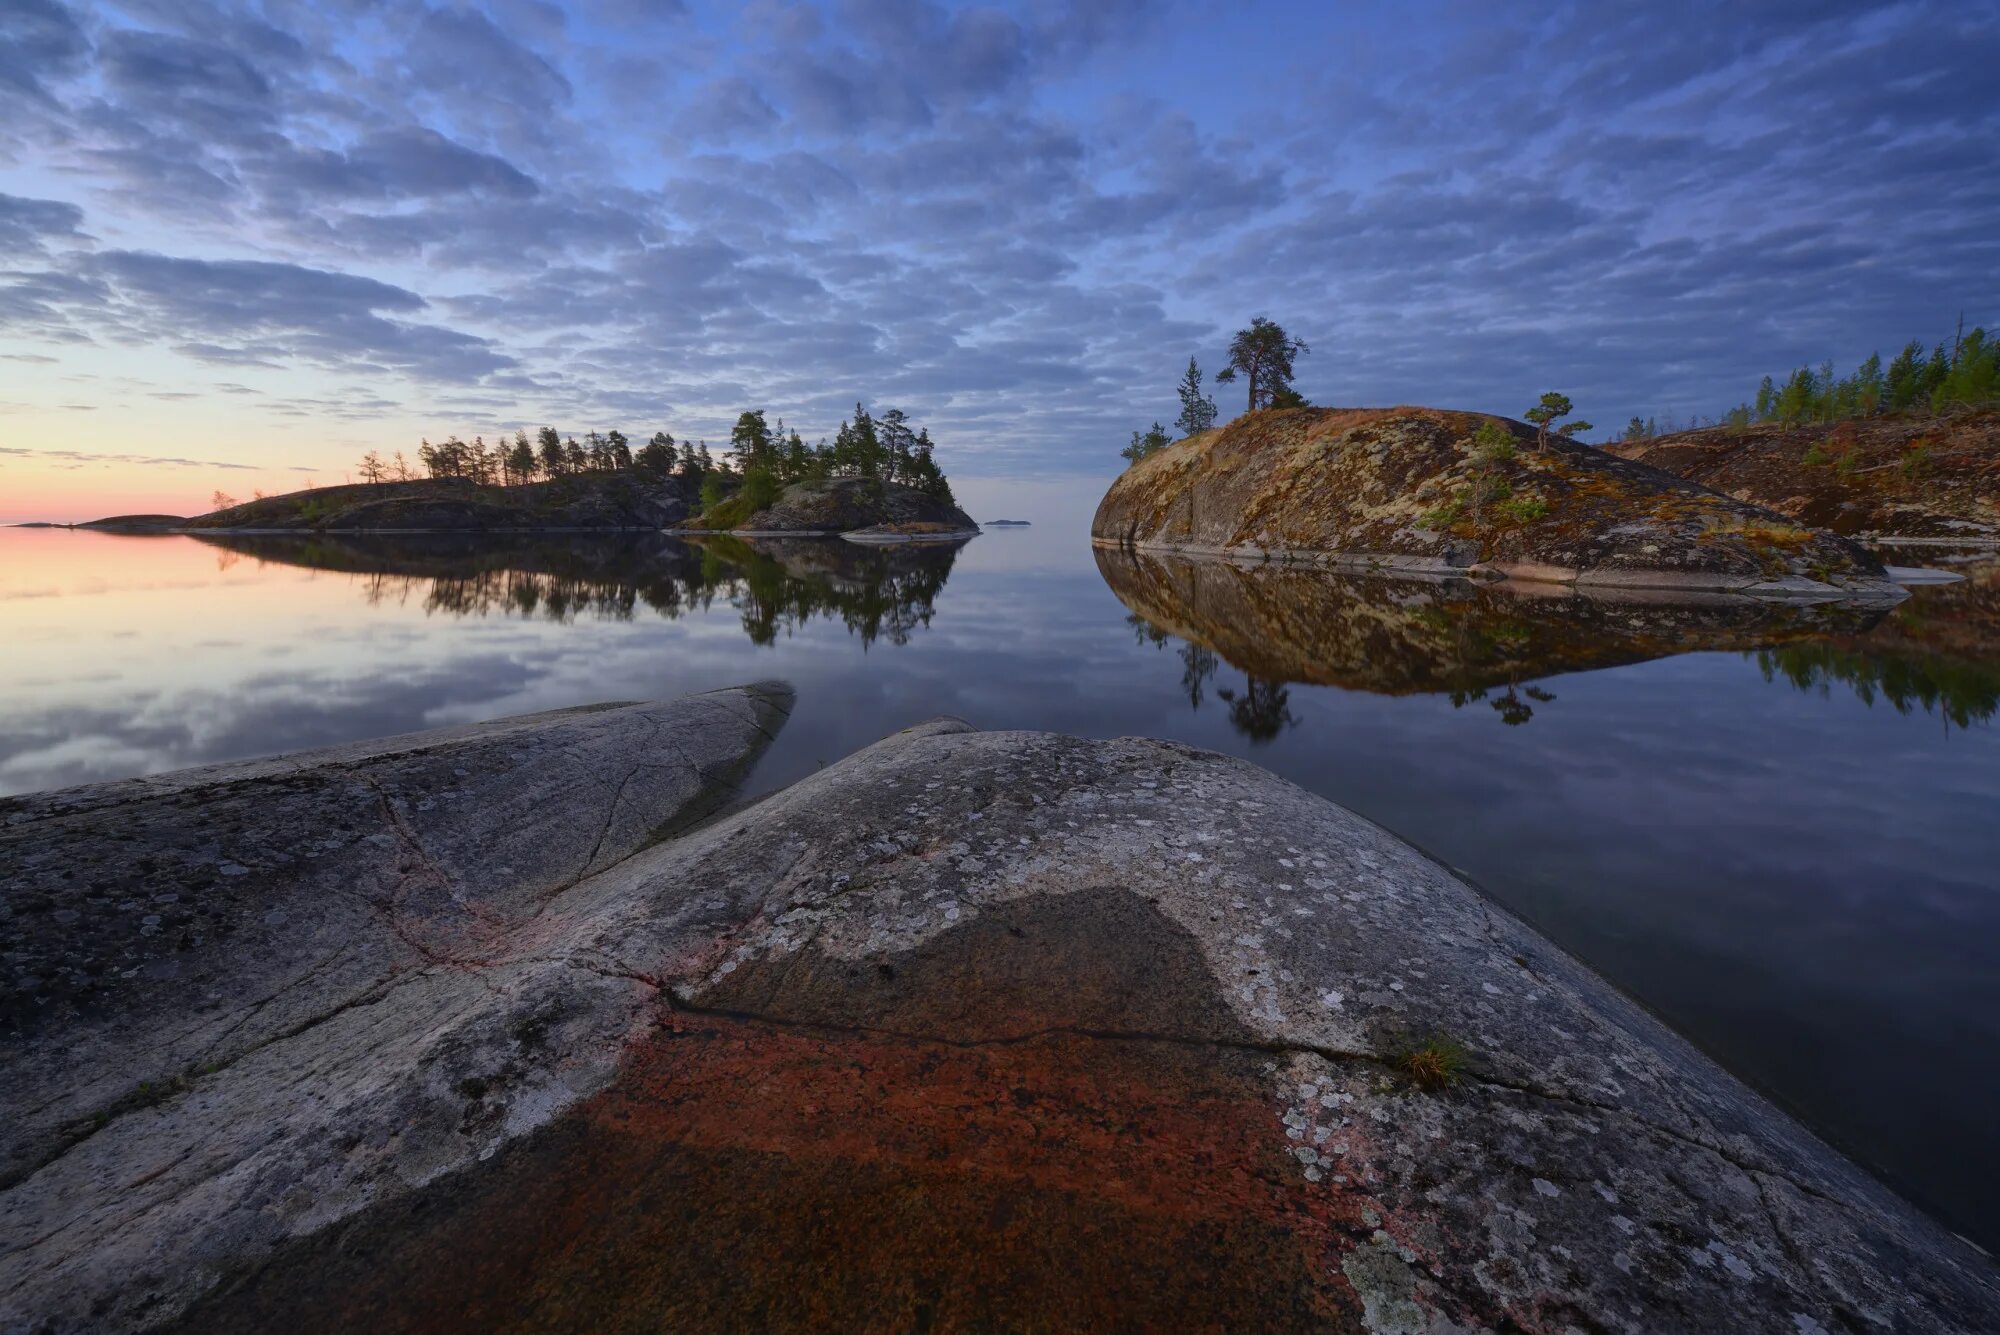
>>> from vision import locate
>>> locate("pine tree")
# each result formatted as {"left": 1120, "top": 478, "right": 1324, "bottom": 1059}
{"left": 607, "top": 428, "right": 631, "bottom": 470}
{"left": 852, "top": 403, "right": 882, "bottom": 478}
{"left": 538, "top": 426, "right": 565, "bottom": 477}
{"left": 635, "top": 431, "right": 675, "bottom": 474}
{"left": 506, "top": 432, "right": 536, "bottom": 484}
{"left": 730, "top": 411, "right": 774, "bottom": 475}
{"left": 1214, "top": 317, "right": 1309, "bottom": 412}
{"left": 1120, "top": 422, "right": 1173, "bottom": 468}
{"left": 878, "top": 407, "right": 915, "bottom": 481}
{"left": 1174, "top": 357, "right": 1217, "bottom": 437}
{"left": 1523, "top": 393, "right": 1580, "bottom": 453}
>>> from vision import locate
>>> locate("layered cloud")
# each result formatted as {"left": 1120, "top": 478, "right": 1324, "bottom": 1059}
{"left": 0, "top": 0, "right": 1993, "bottom": 477}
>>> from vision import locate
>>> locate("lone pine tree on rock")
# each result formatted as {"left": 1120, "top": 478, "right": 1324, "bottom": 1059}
{"left": 1215, "top": 316, "right": 1309, "bottom": 413}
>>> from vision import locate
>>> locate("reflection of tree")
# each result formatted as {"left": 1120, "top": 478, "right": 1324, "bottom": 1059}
{"left": 188, "top": 531, "right": 963, "bottom": 649}
{"left": 1128, "top": 611, "right": 1299, "bottom": 738}
{"left": 1217, "top": 678, "right": 1297, "bottom": 743}
{"left": 1448, "top": 680, "right": 1557, "bottom": 725}
{"left": 1755, "top": 644, "right": 2000, "bottom": 731}
{"left": 1179, "top": 644, "right": 1218, "bottom": 709}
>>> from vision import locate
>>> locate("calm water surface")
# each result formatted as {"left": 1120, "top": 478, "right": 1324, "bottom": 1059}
{"left": 3, "top": 524, "right": 1997, "bottom": 1249}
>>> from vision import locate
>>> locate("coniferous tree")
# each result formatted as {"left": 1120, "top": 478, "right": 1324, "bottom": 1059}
{"left": 1523, "top": 393, "right": 1588, "bottom": 452}
{"left": 878, "top": 407, "right": 915, "bottom": 481}
{"left": 607, "top": 428, "right": 632, "bottom": 470}
{"left": 566, "top": 436, "right": 587, "bottom": 474}
{"left": 538, "top": 426, "right": 565, "bottom": 477}
{"left": 1174, "top": 357, "right": 1218, "bottom": 437}
{"left": 730, "top": 410, "right": 775, "bottom": 475}
{"left": 635, "top": 430, "right": 675, "bottom": 474}
{"left": 358, "top": 450, "right": 386, "bottom": 483}
{"left": 851, "top": 403, "right": 882, "bottom": 478}
{"left": 1120, "top": 422, "right": 1173, "bottom": 468}
{"left": 1214, "top": 316, "right": 1309, "bottom": 413}
{"left": 506, "top": 432, "right": 536, "bottom": 484}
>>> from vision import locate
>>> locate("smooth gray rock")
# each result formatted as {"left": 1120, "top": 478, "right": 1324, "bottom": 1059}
{"left": 0, "top": 686, "right": 789, "bottom": 1200}
{"left": 3, "top": 705, "right": 1996, "bottom": 1332}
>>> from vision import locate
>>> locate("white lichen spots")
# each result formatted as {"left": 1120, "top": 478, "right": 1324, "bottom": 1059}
{"left": 1320, "top": 989, "right": 1345, "bottom": 1011}
{"left": 1704, "top": 1242, "right": 1754, "bottom": 1280}
{"left": 1791, "top": 1315, "right": 1831, "bottom": 1335}
{"left": 1594, "top": 1181, "right": 1618, "bottom": 1203}
{"left": 1531, "top": 1178, "right": 1560, "bottom": 1198}
{"left": 1612, "top": 1215, "right": 1636, "bottom": 1235}
{"left": 1481, "top": 982, "right": 1503, "bottom": 996}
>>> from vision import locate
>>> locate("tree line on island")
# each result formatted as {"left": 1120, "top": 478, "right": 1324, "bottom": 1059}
{"left": 1621, "top": 321, "right": 1997, "bottom": 441}
{"left": 340, "top": 402, "right": 955, "bottom": 513}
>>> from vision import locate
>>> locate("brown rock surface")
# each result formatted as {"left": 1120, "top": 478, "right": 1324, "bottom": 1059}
{"left": 1093, "top": 406, "right": 1904, "bottom": 598}
{"left": 1605, "top": 409, "right": 2000, "bottom": 538}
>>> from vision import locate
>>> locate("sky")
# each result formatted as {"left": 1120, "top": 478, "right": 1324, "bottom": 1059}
{"left": 1, "top": 0, "right": 1996, "bottom": 522}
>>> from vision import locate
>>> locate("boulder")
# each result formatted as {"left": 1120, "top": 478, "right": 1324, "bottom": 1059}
{"left": 4, "top": 701, "right": 1997, "bottom": 1331}
{"left": 1093, "top": 407, "right": 1906, "bottom": 598}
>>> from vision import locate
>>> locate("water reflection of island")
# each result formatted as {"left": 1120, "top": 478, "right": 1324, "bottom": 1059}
{"left": 190, "top": 531, "right": 965, "bottom": 648}
{"left": 1095, "top": 546, "right": 1966, "bottom": 737}
{"left": 1755, "top": 551, "right": 2000, "bottom": 730}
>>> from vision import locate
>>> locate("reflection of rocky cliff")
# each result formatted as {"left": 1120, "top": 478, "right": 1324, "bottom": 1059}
{"left": 190, "top": 531, "right": 963, "bottom": 647}
{"left": 1096, "top": 545, "right": 1890, "bottom": 698}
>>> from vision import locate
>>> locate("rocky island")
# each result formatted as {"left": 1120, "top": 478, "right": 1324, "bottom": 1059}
{"left": 4, "top": 689, "right": 1998, "bottom": 1331}
{"left": 179, "top": 473, "right": 693, "bottom": 532}
{"left": 1094, "top": 406, "right": 1908, "bottom": 599}
{"left": 679, "top": 475, "right": 979, "bottom": 541}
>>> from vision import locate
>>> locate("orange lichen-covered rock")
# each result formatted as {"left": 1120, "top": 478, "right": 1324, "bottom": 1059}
{"left": 1092, "top": 406, "right": 1904, "bottom": 598}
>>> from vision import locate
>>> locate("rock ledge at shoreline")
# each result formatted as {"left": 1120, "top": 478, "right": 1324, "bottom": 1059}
{"left": 3, "top": 691, "right": 1996, "bottom": 1331}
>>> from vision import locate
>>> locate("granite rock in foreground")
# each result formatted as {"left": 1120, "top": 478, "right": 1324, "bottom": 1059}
{"left": 4, "top": 699, "right": 1997, "bottom": 1332}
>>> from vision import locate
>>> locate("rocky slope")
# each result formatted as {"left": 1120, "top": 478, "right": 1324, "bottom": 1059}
{"left": 177, "top": 473, "right": 692, "bottom": 532}
{"left": 4, "top": 696, "right": 1998, "bottom": 1331}
{"left": 1605, "top": 409, "right": 1999, "bottom": 539}
{"left": 1094, "top": 407, "right": 1904, "bottom": 598}
{"left": 74, "top": 514, "right": 187, "bottom": 530}
{"left": 685, "top": 476, "right": 977, "bottom": 537}
{"left": 1097, "top": 546, "right": 1889, "bottom": 696}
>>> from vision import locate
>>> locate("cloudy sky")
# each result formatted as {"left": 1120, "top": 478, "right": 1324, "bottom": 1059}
{"left": 1, "top": 0, "right": 1995, "bottom": 520}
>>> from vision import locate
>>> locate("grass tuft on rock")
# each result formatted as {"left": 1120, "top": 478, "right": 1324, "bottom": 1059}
{"left": 1394, "top": 1035, "right": 1469, "bottom": 1092}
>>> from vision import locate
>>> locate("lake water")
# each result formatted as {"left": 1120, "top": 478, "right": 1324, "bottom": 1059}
{"left": 4, "top": 523, "right": 1997, "bottom": 1252}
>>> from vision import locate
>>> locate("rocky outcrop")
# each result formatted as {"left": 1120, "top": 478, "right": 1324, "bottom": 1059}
{"left": 4, "top": 697, "right": 1997, "bottom": 1331}
{"left": 0, "top": 686, "right": 790, "bottom": 1291}
{"left": 1605, "top": 409, "right": 2000, "bottom": 539}
{"left": 1097, "top": 545, "right": 1890, "bottom": 695}
{"left": 687, "top": 475, "right": 977, "bottom": 536}
{"left": 178, "top": 473, "right": 693, "bottom": 532}
{"left": 1093, "top": 407, "right": 1905, "bottom": 599}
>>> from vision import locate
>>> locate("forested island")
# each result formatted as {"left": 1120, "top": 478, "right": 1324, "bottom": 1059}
{"left": 148, "top": 403, "right": 974, "bottom": 537}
